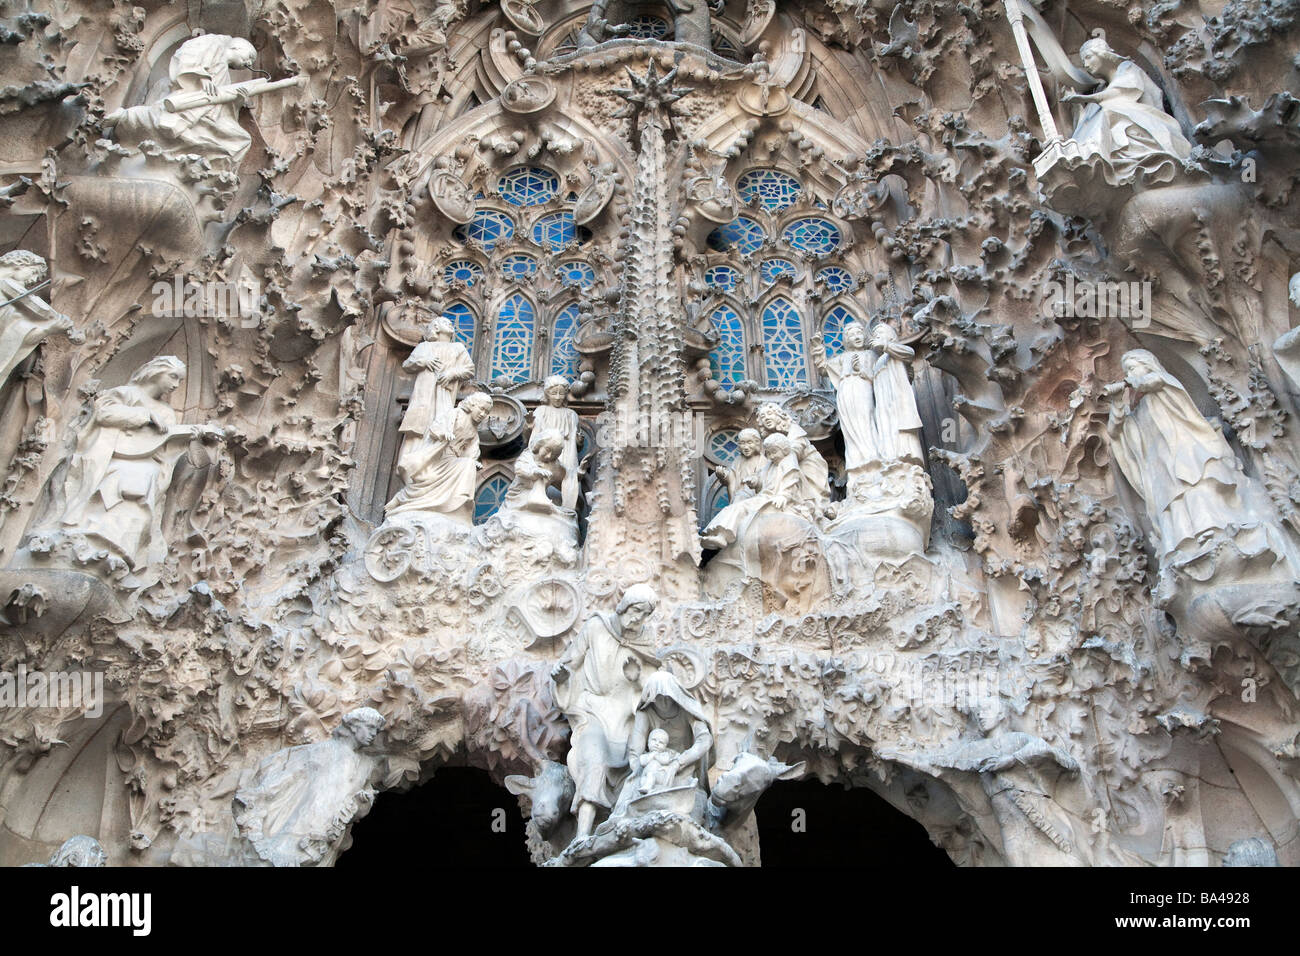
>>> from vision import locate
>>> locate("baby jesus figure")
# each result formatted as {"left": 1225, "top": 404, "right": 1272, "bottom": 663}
{"left": 636, "top": 729, "right": 680, "bottom": 794}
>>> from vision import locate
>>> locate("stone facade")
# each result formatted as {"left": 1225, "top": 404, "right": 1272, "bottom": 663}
{"left": 0, "top": 0, "right": 1298, "bottom": 867}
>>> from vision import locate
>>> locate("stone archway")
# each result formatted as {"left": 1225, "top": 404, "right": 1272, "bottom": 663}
{"left": 754, "top": 778, "right": 956, "bottom": 867}
{"left": 337, "top": 766, "right": 532, "bottom": 868}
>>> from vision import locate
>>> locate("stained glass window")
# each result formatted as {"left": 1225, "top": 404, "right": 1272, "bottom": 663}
{"left": 453, "top": 210, "right": 515, "bottom": 250}
{"left": 550, "top": 303, "right": 580, "bottom": 378}
{"left": 760, "top": 258, "right": 798, "bottom": 284}
{"left": 497, "top": 166, "right": 560, "bottom": 206}
{"left": 705, "top": 265, "right": 738, "bottom": 291}
{"left": 713, "top": 31, "right": 740, "bottom": 59}
{"left": 491, "top": 293, "right": 536, "bottom": 382}
{"left": 708, "top": 304, "right": 746, "bottom": 385}
{"left": 625, "top": 15, "right": 669, "bottom": 38}
{"left": 761, "top": 297, "right": 806, "bottom": 388}
{"left": 816, "top": 266, "right": 856, "bottom": 294}
{"left": 474, "top": 474, "right": 510, "bottom": 524}
{"left": 706, "top": 217, "right": 766, "bottom": 256}
{"left": 781, "top": 217, "right": 841, "bottom": 256}
{"left": 558, "top": 261, "right": 596, "bottom": 288}
{"left": 737, "top": 169, "right": 803, "bottom": 212}
{"left": 700, "top": 480, "right": 730, "bottom": 530}
{"left": 707, "top": 428, "right": 740, "bottom": 464}
{"left": 501, "top": 253, "right": 538, "bottom": 279}
{"left": 444, "top": 260, "right": 483, "bottom": 286}
{"left": 821, "top": 305, "right": 857, "bottom": 358}
{"left": 532, "top": 212, "right": 591, "bottom": 251}
{"left": 444, "top": 302, "right": 477, "bottom": 351}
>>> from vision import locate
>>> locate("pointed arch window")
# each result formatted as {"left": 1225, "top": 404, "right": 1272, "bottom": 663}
{"left": 761, "top": 297, "right": 806, "bottom": 388}
{"left": 473, "top": 474, "right": 510, "bottom": 524}
{"left": 821, "top": 305, "right": 858, "bottom": 358}
{"left": 708, "top": 304, "right": 746, "bottom": 385}
{"left": 491, "top": 293, "right": 536, "bottom": 382}
{"left": 550, "top": 303, "right": 580, "bottom": 379}
{"left": 444, "top": 302, "right": 477, "bottom": 351}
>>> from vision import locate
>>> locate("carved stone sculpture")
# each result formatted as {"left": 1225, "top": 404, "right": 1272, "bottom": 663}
{"left": 550, "top": 585, "right": 660, "bottom": 839}
{"left": 230, "top": 708, "right": 387, "bottom": 867}
{"left": 712, "top": 427, "right": 763, "bottom": 503}
{"left": 1060, "top": 36, "right": 1194, "bottom": 188}
{"left": 812, "top": 321, "right": 878, "bottom": 472}
{"left": 105, "top": 35, "right": 261, "bottom": 166}
{"left": 1105, "top": 350, "right": 1259, "bottom": 564}
{"left": 870, "top": 322, "right": 925, "bottom": 466}
{"left": 398, "top": 313, "right": 475, "bottom": 462}
{"left": 0, "top": 250, "right": 73, "bottom": 387}
{"left": 754, "top": 402, "right": 829, "bottom": 514}
{"left": 531, "top": 376, "right": 581, "bottom": 510}
{"left": 52, "top": 356, "right": 223, "bottom": 577}
{"left": 701, "top": 433, "right": 803, "bottom": 549}
{"left": 385, "top": 392, "right": 492, "bottom": 524}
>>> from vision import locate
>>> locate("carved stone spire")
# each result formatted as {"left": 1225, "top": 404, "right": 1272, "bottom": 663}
{"left": 586, "top": 63, "right": 701, "bottom": 594}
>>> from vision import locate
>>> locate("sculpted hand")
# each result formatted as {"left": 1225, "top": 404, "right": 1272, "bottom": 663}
{"left": 550, "top": 661, "right": 569, "bottom": 683}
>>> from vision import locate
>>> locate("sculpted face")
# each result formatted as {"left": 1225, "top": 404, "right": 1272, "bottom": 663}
{"left": 621, "top": 601, "right": 653, "bottom": 631}
{"left": 844, "top": 324, "right": 867, "bottom": 350}
{"left": 544, "top": 384, "right": 567, "bottom": 406}
{"left": 146, "top": 368, "right": 185, "bottom": 399}
{"left": 737, "top": 432, "right": 761, "bottom": 457}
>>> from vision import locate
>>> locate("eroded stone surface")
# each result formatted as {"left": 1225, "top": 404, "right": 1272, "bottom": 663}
{"left": 0, "top": 0, "right": 1298, "bottom": 867}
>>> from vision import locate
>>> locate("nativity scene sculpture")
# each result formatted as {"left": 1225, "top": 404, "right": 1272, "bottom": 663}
{"left": 3, "top": 0, "right": 1299, "bottom": 875}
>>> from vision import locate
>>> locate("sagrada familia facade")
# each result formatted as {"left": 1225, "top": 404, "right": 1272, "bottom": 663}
{"left": 0, "top": 0, "right": 1297, "bottom": 867}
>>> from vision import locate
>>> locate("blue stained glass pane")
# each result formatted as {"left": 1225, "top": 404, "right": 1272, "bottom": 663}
{"left": 704, "top": 265, "right": 737, "bottom": 291}
{"left": 760, "top": 258, "right": 798, "bottom": 284}
{"left": 737, "top": 169, "right": 803, "bottom": 212}
{"left": 444, "top": 260, "right": 483, "bottom": 286}
{"left": 501, "top": 253, "right": 538, "bottom": 279}
{"left": 702, "top": 482, "right": 730, "bottom": 530}
{"left": 782, "top": 217, "right": 841, "bottom": 256}
{"left": 532, "top": 212, "right": 591, "bottom": 251}
{"left": 708, "top": 304, "right": 745, "bottom": 385}
{"left": 761, "top": 297, "right": 806, "bottom": 388}
{"left": 497, "top": 166, "right": 560, "bottom": 206}
{"left": 474, "top": 475, "right": 510, "bottom": 524}
{"left": 444, "top": 302, "right": 477, "bottom": 351}
{"left": 550, "top": 303, "right": 580, "bottom": 378}
{"left": 821, "top": 305, "right": 856, "bottom": 358}
{"left": 708, "top": 428, "right": 740, "bottom": 464}
{"left": 707, "top": 217, "right": 765, "bottom": 256}
{"left": 816, "top": 267, "right": 856, "bottom": 294}
{"left": 625, "top": 15, "right": 669, "bottom": 38}
{"left": 558, "top": 261, "right": 596, "bottom": 288}
{"left": 453, "top": 210, "right": 515, "bottom": 250}
{"left": 491, "top": 294, "right": 536, "bottom": 382}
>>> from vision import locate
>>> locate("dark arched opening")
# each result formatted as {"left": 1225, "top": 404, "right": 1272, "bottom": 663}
{"left": 337, "top": 766, "right": 532, "bottom": 868}
{"left": 755, "top": 779, "right": 956, "bottom": 867}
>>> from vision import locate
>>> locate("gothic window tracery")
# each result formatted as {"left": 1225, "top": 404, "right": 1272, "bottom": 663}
{"left": 760, "top": 296, "right": 806, "bottom": 389}
{"left": 708, "top": 303, "right": 747, "bottom": 385}
{"left": 445, "top": 301, "right": 478, "bottom": 352}
{"left": 473, "top": 472, "right": 511, "bottom": 524}
{"left": 820, "top": 303, "right": 857, "bottom": 358}
{"left": 491, "top": 293, "right": 537, "bottom": 382}
{"left": 496, "top": 166, "right": 560, "bottom": 206}
{"left": 550, "top": 302, "right": 581, "bottom": 379}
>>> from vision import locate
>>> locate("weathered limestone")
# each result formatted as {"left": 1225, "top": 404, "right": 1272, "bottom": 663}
{"left": 0, "top": 0, "right": 1298, "bottom": 871}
